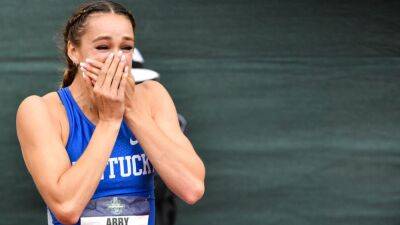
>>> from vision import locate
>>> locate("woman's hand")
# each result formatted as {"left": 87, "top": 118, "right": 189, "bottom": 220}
{"left": 123, "top": 75, "right": 153, "bottom": 122}
{"left": 81, "top": 52, "right": 128, "bottom": 123}
{"left": 82, "top": 54, "right": 152, "bottom": 122}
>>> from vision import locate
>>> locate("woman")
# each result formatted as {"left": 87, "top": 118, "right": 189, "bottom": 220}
{"left": 15, "top": 1, "right": 205, "bottom": 225}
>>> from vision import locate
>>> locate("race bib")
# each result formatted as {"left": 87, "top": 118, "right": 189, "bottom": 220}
{"left": 80, "top": 195, "right": 150, "bottom": 225}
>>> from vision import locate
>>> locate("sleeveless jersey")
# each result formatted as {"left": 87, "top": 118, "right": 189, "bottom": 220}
{"left": 47, "top": 87, "right": 156, "bottom": 225}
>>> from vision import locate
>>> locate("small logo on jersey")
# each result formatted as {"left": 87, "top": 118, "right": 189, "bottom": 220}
{"left": 129, "top": 138, "right": 138, "bottom": 146}
{"left": 106, "top": 197, "right": 125, "bottom": 215}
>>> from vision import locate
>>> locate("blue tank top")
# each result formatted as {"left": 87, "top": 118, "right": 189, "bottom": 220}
{"left": 47, "top": 87, "right": 156, "bottom": 225}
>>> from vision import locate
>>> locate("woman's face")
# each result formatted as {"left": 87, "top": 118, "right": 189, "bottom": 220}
{"left": 75, "top": 13, "right": 134, "bottom": 68}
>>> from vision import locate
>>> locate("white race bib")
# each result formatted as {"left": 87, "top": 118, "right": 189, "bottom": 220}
{"left": 80, "top": 195, "right": 150, "bottom": 225}
{"left": 81, "top": 215, "right": 148, "bottom": 225}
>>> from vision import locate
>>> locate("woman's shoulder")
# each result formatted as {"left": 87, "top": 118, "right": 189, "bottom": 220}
{"left": 17, "top": 93, "right": 55, "bottom": 115}
{"left": 16, "top": 94, "right": 56, "bottom": 135}
{"left": 18, "top": 91, "right": 61, "bottom": 110}
{"left": 138, "top": 80, "right": 170, "bottom": 100}
{"left": 17, "top": 92, "right": 67, "bottom": 139}
{"left": 137, "top": 80, "right": 177, "bottom": 118}
{"left": 138, "top": 79, "right": 172, "bottom": 100}
{"left": 138, "top": 79, "right": 165, "bottom": 90}
{"left": 17, "top": 92, "right": 64, "bottom": 123}
{"left": 42, "top": 91, "right": 64, "bottom": 112}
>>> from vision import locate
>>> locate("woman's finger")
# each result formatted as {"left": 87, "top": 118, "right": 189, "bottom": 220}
{"left": 85, "top": 58, "right": 104, "bottom": 70}
{"left": 81, "top": 72, "right": 93, "bottom": 89}
{"left": 80, "top": 62, "right": 101, "bottom": 77}
{"left": 80, "top": 66, "right": 98, "bottom": 86}
{"left": 127, "top": 74, "right": 136, "bottom": 89}
{"left": 111, "top": 54, "right": 126, "bottom": 94}
{"left": 96, "top": 53, "right": 114, "bottom": 89}
{"left": 103, "top": 51, "right": 122, "bottom": 89}
{"left": 117, "top": 68, "right": 128, "bottom": 97}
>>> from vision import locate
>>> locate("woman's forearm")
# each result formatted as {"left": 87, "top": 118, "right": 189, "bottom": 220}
{"left": 125, "top": 116, "right": 205, "bottom": 204}
{"left": 53, "top": 120, "right": 121, "bottom": 220}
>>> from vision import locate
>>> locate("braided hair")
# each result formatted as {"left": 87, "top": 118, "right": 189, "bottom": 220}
{"left": 61, "top": 0, "right": 136, "bottom": 87}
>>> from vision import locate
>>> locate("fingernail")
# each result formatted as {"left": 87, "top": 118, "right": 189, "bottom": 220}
{"left": 121, "top": 54, "right": 126, "bottom": 62}
{"left": 109, "top": 53, "right": 114, "bottom": 58}
{"left": 82, "top": 71, "right": 87, "bottom": 78}
{"left": 85, "top": 58, "right": 93, "bottom": 63}
{"left": 118, "top": 50, "right": 123, "bottom": 57}
{"left": 80, "top": 62, "right": 87, "bottom": 68}
{"left": 124, "top": 66, "right": 128, "bottom": 72}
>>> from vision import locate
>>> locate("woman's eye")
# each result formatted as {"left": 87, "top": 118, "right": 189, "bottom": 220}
{"left": 122, "top": 46, "right": 133, "bottom": 51}
{"left": 95, "top": 45, "right": 109, "bottom": 50}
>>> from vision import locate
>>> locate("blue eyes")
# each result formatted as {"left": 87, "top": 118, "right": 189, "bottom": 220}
{"left": 95, "top": 46, "right": 133, "bottom": 51}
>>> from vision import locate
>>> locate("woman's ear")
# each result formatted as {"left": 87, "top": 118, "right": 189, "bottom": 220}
{"left": 67, "top": 41, "right": 79, "bottom": 64}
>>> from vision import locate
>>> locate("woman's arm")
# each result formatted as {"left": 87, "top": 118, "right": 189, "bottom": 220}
{"left": 16, "top": 96, "right": 121, "bottom": 225}
{"left": 17, "top": 52, "right": 128, "bottom": 224}
{"left": 82, "top": 57, "right": 206, "bottom": 203}
{"left": 124, "top": 80, "right": 205, "bottom": 205}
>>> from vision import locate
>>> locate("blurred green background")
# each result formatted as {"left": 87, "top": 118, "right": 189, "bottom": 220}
{"left": 1, "top": 0, "right": 400, "bottom": 224}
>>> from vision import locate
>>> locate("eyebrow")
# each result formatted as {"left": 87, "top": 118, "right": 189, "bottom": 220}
{"left": 92, "top": 35, "right": 134, "bottom": 42}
